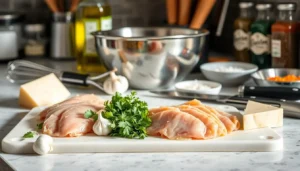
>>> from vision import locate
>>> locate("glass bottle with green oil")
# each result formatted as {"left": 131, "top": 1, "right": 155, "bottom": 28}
{"left": 250, "top": 4, "right": 275, "bottom": 69}
{"left": 75, "top": 0, "right": 112, "bottom": 74}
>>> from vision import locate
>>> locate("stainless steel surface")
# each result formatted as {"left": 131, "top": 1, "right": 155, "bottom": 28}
{"left": 239, "top": 2, "right": 254, "bottom": 8}
{"left": 256, "top": 4, "right": 272, "bottom": 10}
{"left": 93, "top": 27, "right": 209, "bottom": 89}
{"left": 7, "top": 60, "right": 62, "bottom": 83}
{"left": 24, "top": 24, "right": 45, "bottom": 33}
{"left": 6, "top": 60, "right": 110, "bottom": 92}
{"left": 215, "top": 0, "right": 230, "bottom": 36}
{"left": 251, "top": 68, "right": 300, "bottom": 88}
{"left": 238, "top": 85, "right": 245, "bottom": 96}
{"left": 0, "top": 12, "right": 23, "bottom": 22}
{"left": 50, "top": 12, "right": 74, "bottom": 59}
{"left": 277, "top": 4, "right": 295, "bottom": 10}
{"left": 149, "top": 90, "right": 300, "bottom": 118}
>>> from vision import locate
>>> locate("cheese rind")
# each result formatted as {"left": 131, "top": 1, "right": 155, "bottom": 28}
{"left": 243, "top": 101, "right": 283, "bottom": 130}
{"left": 19, "top": 73, "right": 71, "bottom": 109}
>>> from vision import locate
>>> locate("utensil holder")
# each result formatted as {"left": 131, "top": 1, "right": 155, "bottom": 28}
{"left": 50, "top": 12, "right": 74, "bottom": 59}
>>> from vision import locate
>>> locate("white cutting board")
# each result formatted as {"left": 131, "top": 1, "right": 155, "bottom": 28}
{"left": 2, "top": 105, "right": 283, "bottom": 154}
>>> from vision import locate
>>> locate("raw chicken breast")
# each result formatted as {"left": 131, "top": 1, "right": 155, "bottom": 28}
{"left": 181, "top": 100, "right": 227, "bottom": 136}
{"left": 40, "top": 94, "right": 105, "bottom": 137}
{"left": 147, "top": 108, "right": 206, "bottom": 139}
{"left": 178, "top": 105, "right": 219, "bottom": 139}
{"left": 148, "top": 99, "right": 240, "bottom": 140}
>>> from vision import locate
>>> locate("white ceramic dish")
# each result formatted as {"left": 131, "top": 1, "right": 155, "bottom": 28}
{"left": 200, "top": 62, "right": 258, "bottom": 86}
{"left": 175, "top": 80, "right": 222, "bottom": 95}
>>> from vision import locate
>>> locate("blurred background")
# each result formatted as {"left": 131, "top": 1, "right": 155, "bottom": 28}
{"left": 1, "top": 0, "right": 299, "bottom": 55}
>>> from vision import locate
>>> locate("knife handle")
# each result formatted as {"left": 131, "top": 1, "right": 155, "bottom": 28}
{"left": 239, "top": 86, "right": 300, "bottom": 100}
{"left": 226, "top": 96, "right": 300, "bottom": 119}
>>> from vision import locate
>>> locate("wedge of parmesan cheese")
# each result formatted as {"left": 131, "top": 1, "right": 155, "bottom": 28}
{"left": 243, "top": 101, "right": 283, "bottom": 130}
{"left": 19, "top": 73, "right": 70, "bottom": 109}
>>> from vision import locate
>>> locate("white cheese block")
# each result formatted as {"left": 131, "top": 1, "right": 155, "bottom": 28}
{"left": 243, "top": 101, "right": 283, "bottom": 130}
{"left": 19, "top": 73, "right": 71, "bottom": 109}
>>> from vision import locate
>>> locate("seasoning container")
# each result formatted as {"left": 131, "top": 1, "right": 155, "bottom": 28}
{"left": 75, "top": 0, "right": 112, "bottom": 74}
{"left": 51, "top": 12, "right": 74, "bottom": 59}
{"left": 271, "top": 4, "right": 298, "bottom": 68}
{"left": 250, "top": 4, "right": 274, "bottom": 69}
{"left": 233, "top": 2, "right": 254, "bottom": 62}
{"left": 0, "top": 12, "right": 24, "bottom": 61}
{"left": 24, "top": 24, "right": 46, "bottom": 57}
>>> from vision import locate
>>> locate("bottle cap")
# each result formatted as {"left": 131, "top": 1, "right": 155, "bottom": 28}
{"left": 277, "top": 4, "right": 296, "bottom": 11}
{"left": 239, "top": 2, "right": 254, "bottom": 9}
{"left": 256, "top": 4, "right": 272, "bottom": 10}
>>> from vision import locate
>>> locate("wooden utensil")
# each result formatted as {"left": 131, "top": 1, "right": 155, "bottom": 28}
{"left": 45, "top": 0, "right": 59, "bottom": 13}
{"left": 70, "top": 0, "right": 81, "bottom": 12}
{"left": 189, "top": 0, "right": 216, "bottom": 29}
{"left": 166, "top": 0, "right": 177, "bottom": 25}
{"left": 178, "top": 0, "right": 192, "bottom": 26}
{"left": 57, "top": 0, "right": 64, "bottom": 12}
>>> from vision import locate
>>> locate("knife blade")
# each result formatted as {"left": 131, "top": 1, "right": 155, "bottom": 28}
{"left": 149, "top": 90, "right": 300, "bottom": 119}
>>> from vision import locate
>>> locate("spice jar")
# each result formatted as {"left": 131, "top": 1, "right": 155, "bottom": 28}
{"left": 250, "top": 4, "right": 275, "bottom": 69}
{"left": 233, "top": 2, "right": 254, "bottom": 62}
{"left": 0, "top": 12, "right": 24, "bottom": 61}
{"left": 271, "top": 4, "right": 298, "bottom": 68}
{"left": 24, "top": 24, "right": 46, "bottom": 57}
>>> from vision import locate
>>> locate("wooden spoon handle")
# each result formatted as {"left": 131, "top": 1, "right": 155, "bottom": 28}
{"left": 166, "top": 0, "right": 178, "bottom": 25}
{"left": 178, "top": 0, "right": 192, "bottom": 26}
{"left": 189, "top": 0, "right": 216, "bottom": 29}
{"left": 45, "top": 0, "right": 59, "bottom": 13}
{"left": 70, "top": 0, "right": 81, "bottom": 12}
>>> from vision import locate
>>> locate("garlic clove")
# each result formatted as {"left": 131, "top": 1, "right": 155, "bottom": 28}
{"left": 103, "top": 74, "right": 129, "bottom": 95}
{"left": 93, "top": 112, "right": 112, "bottom": 136}
{"left": 33, "top": 134, "right": 54, "bottom": 155}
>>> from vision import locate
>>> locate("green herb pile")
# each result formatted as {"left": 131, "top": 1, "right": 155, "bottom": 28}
{"left": 102, "top": 91, "right": 151, "bottom": 139}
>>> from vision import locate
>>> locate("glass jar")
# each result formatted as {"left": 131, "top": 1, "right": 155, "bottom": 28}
{"left": 24, "top": 24, "right": 47, "bottom": 57}
{"left": 0, "top": 12, "right": 24, "bottom": 61}
{"left": 271, "top": 4, "right": 298, "bottom": 68}
{"left": 233, "top": 2, "right": 254, "bottom": 62}
{"left": 250, "top": 4, "right": 275, "bottom": 69}
{"left": 75, "top": 0, "right": 112, "bottom": 74}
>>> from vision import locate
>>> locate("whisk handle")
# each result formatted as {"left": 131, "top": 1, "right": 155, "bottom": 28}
{"left": 60, "top": 72, "right": 89, "bottom": 86}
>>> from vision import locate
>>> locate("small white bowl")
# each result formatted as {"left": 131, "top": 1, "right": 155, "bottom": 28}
{"left": 200, "top": 62, "right": 258, "bottom": 86}
{"left": 175, "top": 80, "right": 222, "bottom": 95}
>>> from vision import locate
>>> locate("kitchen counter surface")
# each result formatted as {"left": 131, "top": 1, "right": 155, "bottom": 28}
{"left": 0, "top": 59, "right": 299, "bottom": 171}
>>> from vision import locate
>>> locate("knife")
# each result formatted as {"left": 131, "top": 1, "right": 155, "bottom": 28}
{"left": 149, "top": 90, "right": 300, "bottom": 119}
{"left": 239, "top": 85, "right": 300, "bottom": 100}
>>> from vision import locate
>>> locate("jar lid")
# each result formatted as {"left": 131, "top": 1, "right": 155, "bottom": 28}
{"left": 24, "top": 24, "right": 45, "bottom": 33}
{"left": 256, "top": 4, "right": 272, "bottom": 10}
{"left": 0, "top": 11, "right": 24, "bottom": 24}
{"left": 239, "top": 2, "right": 254, "bottom": 9}
{"left": 277, "top": 4, "right": 296, "bottom": 11}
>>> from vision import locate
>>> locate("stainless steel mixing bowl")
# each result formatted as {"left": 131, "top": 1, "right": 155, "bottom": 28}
{"left": 92, "top": 27, "right": 209, "bottom": 89}
{"left": 251, "top": 68, "right": 300, "bottom": 87}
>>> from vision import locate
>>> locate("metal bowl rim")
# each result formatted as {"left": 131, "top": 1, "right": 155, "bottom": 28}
{"left": 92, "top": 27, "right": 210, "bottom": 41}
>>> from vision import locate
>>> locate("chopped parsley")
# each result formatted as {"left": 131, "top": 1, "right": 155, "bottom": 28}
{"left": 84, "top": 110, "right": 98, "bottom": 121}
{"left": 102, "top": 91, "right": 151, "bottom": 139}
{"left": 23, "top": 131, "right": 36, "bottom": 138}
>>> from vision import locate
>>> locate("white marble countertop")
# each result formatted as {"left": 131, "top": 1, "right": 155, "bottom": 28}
{"left": 0, "top": 59, "right": 299, "bottom": 171}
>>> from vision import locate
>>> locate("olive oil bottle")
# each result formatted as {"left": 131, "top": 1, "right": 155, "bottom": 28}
{"left": 75, "top": 0, "right": 112, "bottom": 74}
